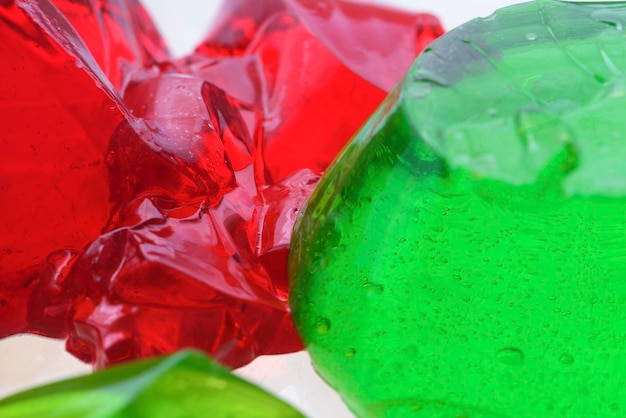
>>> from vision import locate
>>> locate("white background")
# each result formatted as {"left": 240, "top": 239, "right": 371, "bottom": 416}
{"left": 0, "top": 1, "right": 536, "bottom": 417}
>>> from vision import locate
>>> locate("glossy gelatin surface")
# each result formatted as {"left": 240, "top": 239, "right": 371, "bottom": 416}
{"left": 0, "top": 0, "right": 443, "bottom": 368}
{"left": 0, "top": 350, "right": 304, "bottom": 418}
{"left": 290, "top": 1, "right": 626, "bottom": 416}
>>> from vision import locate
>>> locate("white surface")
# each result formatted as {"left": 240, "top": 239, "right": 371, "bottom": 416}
{"left": 0, "top": 1, "right": 528, "bottom": 417}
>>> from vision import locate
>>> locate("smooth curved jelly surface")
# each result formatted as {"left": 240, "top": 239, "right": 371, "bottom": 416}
{"left": 284, "top": 0, "right": 444, "bottom": 91}
{"left": 0, "top": 0, "right": 124, "bottom": 337}
{"left": 0, "top": 350, "right": 305, "bottom": 418}
{"left": 0, "top": 0, "right": 443, "bottom": 369}
{"left": 290, "top": 1, "right": 626, "bottom": 417}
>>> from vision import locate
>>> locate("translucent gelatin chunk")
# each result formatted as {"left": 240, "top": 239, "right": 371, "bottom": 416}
{"left": 0, "top": 0, "right": 122, "bottom": 337}
{"left": 0, "top": 350, "right": 304, "bottom": 418}
{"left": 1, "top": 0, "right": 443, "bottom": 369}
{"left": 290, "top": 1, "right": 626, "bottom": 416}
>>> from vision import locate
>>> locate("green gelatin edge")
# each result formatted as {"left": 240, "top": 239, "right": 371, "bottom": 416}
{"left": 0, "top": 350, "right": 304, "bottom": 418}
{"left": 289, "top": 1, "right": 626, "bottom": 417}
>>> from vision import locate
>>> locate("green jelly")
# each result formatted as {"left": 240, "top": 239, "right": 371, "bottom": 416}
{"left": 0, "top": 350, "right": 303, "bottom": 418}
{"left": 289, "top": 1, "right": 626, "bottom": 417}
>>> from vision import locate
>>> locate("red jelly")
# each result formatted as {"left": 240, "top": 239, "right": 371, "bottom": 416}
{"left": 0, "top": 0, "right": 443, "bottom": 368}
{"left": 0, "top": 0, "right": 123, "bottom": 337}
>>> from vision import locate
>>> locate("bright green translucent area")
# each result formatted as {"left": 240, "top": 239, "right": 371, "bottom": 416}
{"left": 0, "top": 350, "right": 303, "bottom": 418}
{"left": 289, "top": 1, "right": 626, "bottom": 417}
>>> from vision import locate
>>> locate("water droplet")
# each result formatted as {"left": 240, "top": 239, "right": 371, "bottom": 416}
{"left": 315, "top": 318, "right": 331, "bottom": 335}
{"left": 526, "top": 32, "right": 537, "bottom": 41}
{"left": 497, "top": 347, "right": 525, "bottom": 365}
{"left": 345, "top": 347, "right": 357, "bottom": 358}
{"left": 363, "top": 281, "right": 384, "bottom": 295}
{"left": 559, "top": 353, "right": 574, "bottom": 365}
